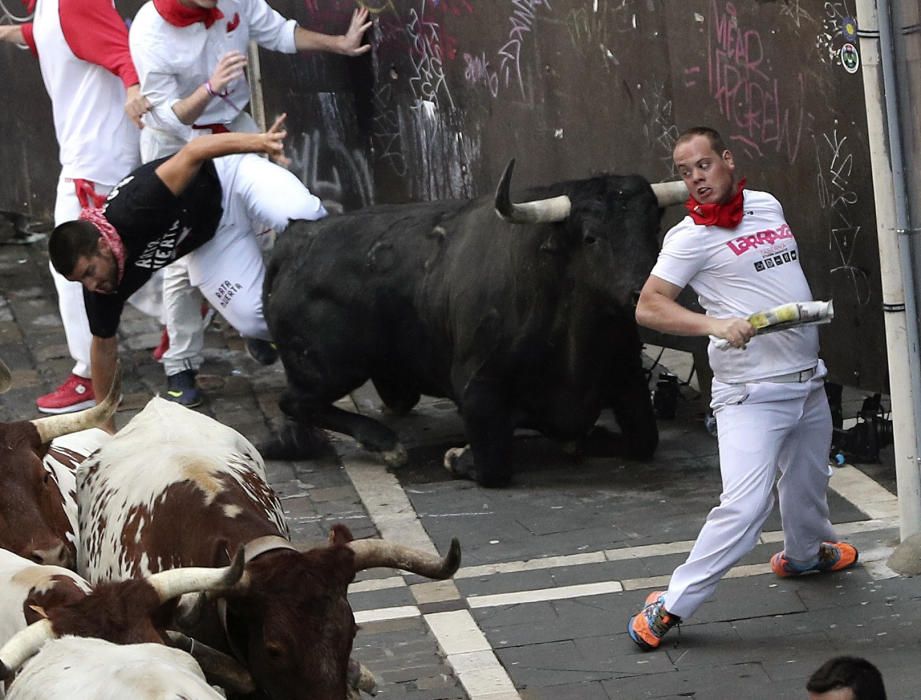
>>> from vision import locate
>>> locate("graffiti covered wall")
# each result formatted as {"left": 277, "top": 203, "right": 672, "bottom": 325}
{"left": 0, "top": 0, "right": 885, "bottom": 389}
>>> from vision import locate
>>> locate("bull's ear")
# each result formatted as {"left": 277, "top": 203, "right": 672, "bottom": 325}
{"left": 329, "top": 524, "right": 354, "bottom": 546}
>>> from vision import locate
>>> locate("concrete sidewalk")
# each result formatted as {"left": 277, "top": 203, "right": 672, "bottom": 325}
{"left": 0, "top": 234, "right": 915, "bottom": 700}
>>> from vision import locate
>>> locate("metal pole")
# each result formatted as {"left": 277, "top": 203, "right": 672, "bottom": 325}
{"left": 855, "top": 0, "right": 921, "bottom": 539}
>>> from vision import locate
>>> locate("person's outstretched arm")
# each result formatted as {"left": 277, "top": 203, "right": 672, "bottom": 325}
{"left": 91, "top": 335, "right": 119, "bottom": 433}
{"left": 294, "top": 7, "right": 371, "bottom": 54}
{"left": 154, "top": 114, "right": 289, "bottom": 196}
{"left": 0, "top": 25, "right": 25, "bottom": 44}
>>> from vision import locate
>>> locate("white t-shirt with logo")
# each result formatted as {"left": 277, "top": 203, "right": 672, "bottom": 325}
{"left": 651, "top": 189, "right": 819, "bottom": 384}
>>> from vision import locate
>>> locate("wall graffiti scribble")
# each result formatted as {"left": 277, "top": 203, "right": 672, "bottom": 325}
{"left": 814, "top": 127, "right": 870, "bottom": 305}
{"left": 704, "top": 0, "right": 805, "bottom": 163}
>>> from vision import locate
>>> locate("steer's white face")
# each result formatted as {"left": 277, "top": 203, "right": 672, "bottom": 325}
{"left": 76, "top": 398, "right": 288, "bottom": 583}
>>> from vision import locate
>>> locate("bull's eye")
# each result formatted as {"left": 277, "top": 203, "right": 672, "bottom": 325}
{"left": 583, "top": 235, "right": 598, "bottom": 245}
{"left": 42, "top": 472, "right": 51, "bottom": 485}
{"left": 265, "top": 641, "right": 285, "bottom": 660}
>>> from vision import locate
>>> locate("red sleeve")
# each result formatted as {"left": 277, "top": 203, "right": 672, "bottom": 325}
{"left": 59, "top": 0, "right": 139, "bottom": 87}
{"left": 20, "top": 23, "right": 37, "bottom": 58}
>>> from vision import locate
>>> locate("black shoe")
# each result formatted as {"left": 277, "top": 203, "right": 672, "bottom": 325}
{"left": 245, "top": 338, "right": 278, "bottom": 366}
{"left": 165, "top": 369, "right": 202, "bottom": 408}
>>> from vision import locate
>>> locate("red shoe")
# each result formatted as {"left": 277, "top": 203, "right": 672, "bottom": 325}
{"left": 36, "top": 374, "right": 96, "bottom": 414}
{"left": 152, "top": 328, "right": 170, "bottom": 361}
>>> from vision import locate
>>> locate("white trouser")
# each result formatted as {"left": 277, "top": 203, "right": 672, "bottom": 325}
{"left": 183, "top": 153, "right": 326, "bottom": 342}
{"left": 141, "top": 114, "right": 262, "bottom": 377}
{"left": 52, "top": 177, "right": 164, "bottom": 378}
{"left": 662, "top": 360, "right": 835, "bottom": 620}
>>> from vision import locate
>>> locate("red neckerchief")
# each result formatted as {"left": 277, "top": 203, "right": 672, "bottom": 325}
{"left": 685, "top": 178, "right": 747, "bottom": 229}
{"left": 79, "top": 208, "right": 127, "bottom": 284}
{"left": 152, "top": 0, "right": 225, "bottom": 28}
{"left": 24, "top": 0, "right": 35, "bottom": 12}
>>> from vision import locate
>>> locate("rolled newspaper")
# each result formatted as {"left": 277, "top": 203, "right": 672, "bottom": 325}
{"left": 713, "top": 300, "right": 834, "bottom": 351}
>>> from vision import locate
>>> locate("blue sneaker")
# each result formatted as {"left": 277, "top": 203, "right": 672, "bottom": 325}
{"left": 165, "top": 369, "right": 202, "bottom": 408}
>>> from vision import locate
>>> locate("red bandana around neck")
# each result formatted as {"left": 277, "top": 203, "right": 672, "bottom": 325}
{"left": 79, "top": 208, "right": 127, "bottom": 285}
{"left": 153, "top": 0, "right": 225, "bottom": 28}
{"left": 685, "top": 178, "right": 747, "bottom": 229}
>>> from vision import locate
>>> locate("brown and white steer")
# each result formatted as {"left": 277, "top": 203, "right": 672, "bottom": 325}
{"left": 0, "top": 359, "right": 119, "bottom": 569}
{"left": 77, "top": 397, "right": 461, "bottom": 700}
{"left": 0, "top": 545, "right": 250, "bottom": 696}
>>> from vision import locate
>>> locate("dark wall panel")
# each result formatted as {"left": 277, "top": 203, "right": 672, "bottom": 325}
{"left": 0, "top": 0, "right": 887, "bottom": 389}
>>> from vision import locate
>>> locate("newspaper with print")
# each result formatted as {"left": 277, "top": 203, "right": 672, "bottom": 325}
{"left": 713, "top": 300, "right": 834, "bottom": 351}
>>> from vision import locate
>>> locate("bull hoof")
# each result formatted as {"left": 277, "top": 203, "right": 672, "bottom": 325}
{"left": 381, "top": 443, "right": 409, "bottom": 469}
{"left": 258, "top": 420, "right": 334, "bottom": 461}
{"left": 443, "top": 446, "right": 474, "bottom": 480}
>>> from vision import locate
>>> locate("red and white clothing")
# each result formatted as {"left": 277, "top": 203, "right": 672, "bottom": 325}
{"left": 652, "top": 190, "right": 819, "bottom": 384}
{"left": 129, "top": 0, "right": 299, "bottom": 376}
{"left": 130, "top": 0, "right": 296, "bottom": 142}
{"left": 649, "top": 188, "right": 835, "bottom": 620}
{"left": 22, "top": 0, "right": 142, "bottom": 379}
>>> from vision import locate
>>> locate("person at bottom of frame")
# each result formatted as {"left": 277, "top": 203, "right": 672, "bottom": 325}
{"left": 807, "top": 656, "right": 887, "bottom": 700}
{"left": 47, "top": 115, "right": 325, "bottom": 428}
{"left": 628, "top": 125, "right": 858, "bottom": 651}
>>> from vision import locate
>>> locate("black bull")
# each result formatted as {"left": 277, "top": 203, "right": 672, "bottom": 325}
{"left": 263, "top": 160, "right": 685, "bottom": 486}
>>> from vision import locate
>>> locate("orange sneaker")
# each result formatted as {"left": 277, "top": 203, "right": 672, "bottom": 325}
{"left": 770, "top": 541, "right": 859, "bottom": 577}
{"left": 35, "top": 374, "right": 96, "bottom": 414}
{"left": 628, "top": 591, "right": 680, "bottom": 650}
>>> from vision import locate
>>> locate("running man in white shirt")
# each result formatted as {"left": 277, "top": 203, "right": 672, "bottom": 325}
{"left": 128, "top": 0, "right": 370, "bottom": 406}
{"left": 629, "top": 126, "right": 858, "bottom": 651}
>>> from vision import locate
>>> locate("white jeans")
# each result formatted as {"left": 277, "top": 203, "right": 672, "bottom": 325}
{"left": 662, "top": 360, "right": 836, "bottom": 619}
{"left": 182, "top": 153, "right": 326, "bottom": 343}
{"left": 52, "top": 177, "right": 164, "bottom": 378}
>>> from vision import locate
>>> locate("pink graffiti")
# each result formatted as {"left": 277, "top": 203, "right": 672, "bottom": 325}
{"left": 705, "top": 0, "right": 804, "bottom": 162}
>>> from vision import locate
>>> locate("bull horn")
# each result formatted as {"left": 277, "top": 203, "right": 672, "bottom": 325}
{"left": 147, "top": 546, "right": 246, "bottom": 603}
{"left": 495, "top": 159, "right": 571, "bottom": 224}
{"left": 165, "top": 630, "right": 256, "bottom": 695}
{"left": 0, "top": 358, "right": 10, "bottom": 394}
{"left": 0, "top": 618, "right": 55, "bottom": 679}
{"left": 348, "top": 537, "right": 461, "bottom": 579}
{"left": 650, "top": 180, "right": 689, "bottom": 207}
{"left": 30, "top": 364, "right": 122, "bottom": 444}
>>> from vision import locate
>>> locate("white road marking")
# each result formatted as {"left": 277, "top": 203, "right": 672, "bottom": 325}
{"left": 342, "top": 413, "right": 899, "bottom": 699}
{"left": 343, "top": 451, "right": 521, "bottom": 699}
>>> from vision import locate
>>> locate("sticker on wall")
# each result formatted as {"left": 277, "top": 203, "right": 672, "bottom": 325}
{"left": 841, "top": 17, "right": 858, "bottom": 42}
{"left": 840, "top": 43, "right": 860, "bottom": 74}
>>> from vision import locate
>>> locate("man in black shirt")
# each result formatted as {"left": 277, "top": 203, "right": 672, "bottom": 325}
{"left": 49, "top": 116, "right": 327, "bottom": 427}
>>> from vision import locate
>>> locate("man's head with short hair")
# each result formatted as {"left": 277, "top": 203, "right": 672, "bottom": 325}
{"left": 806, "top": 656, "right": 887, "bottom": 700}
{"left": 49, "top": 220, "right": 119, "bottom": 294}
{"left": 674, "top": 126, "right": 728, "bottom": 156}
{"left": 673, "top": 126, "right": 736, "bottom": 206}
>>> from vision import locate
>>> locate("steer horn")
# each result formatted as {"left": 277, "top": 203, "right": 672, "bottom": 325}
{"left": 147, "top": 546, "right": 246, "bottom": 603}
{"left": 0, "top": 358, "right": 10, "bottom": 395}
{"left": 30, "top": 364, "right": 122, "bottom": 444}
{"left": 650, "top": 180, "right": 689, "bottom": 207}
{"left": 495, "top": 159, "right": 572, "bottom": 224}
{"left": 348, "top": 537, "right": 461, "bottom": 579}
{"left": 0, "top": 618, "right": 54, "bottom": 680}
